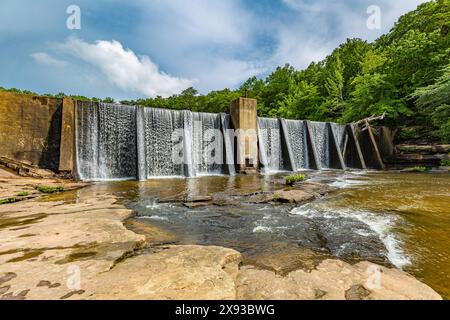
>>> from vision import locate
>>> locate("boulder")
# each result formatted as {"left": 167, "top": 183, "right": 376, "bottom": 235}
{"left": 273, "top": 190, "right": 315, "bottom": 204}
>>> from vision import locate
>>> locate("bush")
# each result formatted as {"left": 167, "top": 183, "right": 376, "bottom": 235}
{"left": 441, "top": 159, "right": 450, "bottom": 167}
{"left": 36, "top": 186, "right": 64, "bottom": 194}
{"left": 411, "top": 166, "right": 428, "bottom": 173}
{"left": 0, "top": 198, "right": 18, "bottom": 205}
{"left": 17, "top": 191, "right": 29, "bottom": 197}
{"left": 286, "top": 174, "right": 307, "bottom": 186}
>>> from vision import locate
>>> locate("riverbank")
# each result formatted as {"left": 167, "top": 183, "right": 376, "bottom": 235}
{"left": 0, "top": 170, "right": 442, "bottom": 300}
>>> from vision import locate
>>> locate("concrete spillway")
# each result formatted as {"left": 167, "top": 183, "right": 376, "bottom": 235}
{"left": 76, "top": 102, "right": 361, "bottom": 181}
{"left": 76, "top": 102, "right": 233, "bottom": 181}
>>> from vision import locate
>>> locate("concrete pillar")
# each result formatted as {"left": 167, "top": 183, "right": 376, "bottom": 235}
{"left": 59, "top": 98, "right": 76, "bottom": 173}
{"left": 230, "top": 98, "right": 258, "bottom": 173}
{"left": 345, "top": 124, "right": 367, "bottom": 169}
{"left": 304, "top": 121, "right": 321, "bottom": 170}
{"left": 328, "top": 123, "right": 346, "bottom": 170}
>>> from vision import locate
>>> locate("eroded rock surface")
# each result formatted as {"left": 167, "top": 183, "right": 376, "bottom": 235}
{"left": 0, "top": 175, "right": 442, "bottom": 300}
{"left": 236, "top": 260, "right": 441, "bottom": 300}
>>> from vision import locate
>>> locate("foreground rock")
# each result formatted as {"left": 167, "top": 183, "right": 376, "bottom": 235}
{"left": 89, "top": 246, "right": 241, "bottom": 300}
{"left": 237, "top": 260, "right": 441, "bottom": 300}
{"left": 272, "top": 182, "right": 332, "bottom": 204}
{"left": 0, "top": 175, "right": 442, "bottom": 300}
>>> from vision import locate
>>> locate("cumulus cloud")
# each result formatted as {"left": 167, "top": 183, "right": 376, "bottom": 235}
{"left": 274, "top": 0, "right": 429, "bottom": 68}
{"left": 58, "top": 37, "right": 195, "bottom": 98}
{"left": 31, "top": 52, "right": 68, "bottom": 68}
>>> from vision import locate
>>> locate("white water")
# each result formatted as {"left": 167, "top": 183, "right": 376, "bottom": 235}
{"left": 77, "top": 103, "right": 232, "bottom": 180}
{"left": 291, "top": 204, "right": 411, "bottom": 269}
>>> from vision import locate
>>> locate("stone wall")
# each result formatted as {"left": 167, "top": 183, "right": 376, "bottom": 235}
{"left": 0, "top": 91, "right": 63, "bottom": 172}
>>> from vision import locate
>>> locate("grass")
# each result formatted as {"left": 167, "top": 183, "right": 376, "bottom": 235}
{"left": 285, "top": 174, "right": 307, "bottom": 186}
{"left": 441, "top": 159, "right": 450, "bottom": 167}
{"left": 0, "top": 197, "right": 18, "bottom": 205}
{"left": 17, "top": 191, "right": 29, "bottom": 197}
{"left": 411, "top": 166, "right": 429, "bottom": 173}
{"left": 36, "top": 186, "right": 65, "bottom": 194}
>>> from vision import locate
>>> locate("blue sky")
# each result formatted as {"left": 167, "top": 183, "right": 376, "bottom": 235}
{"left": 0, "top": 0, "right": 428, "bottom": 100}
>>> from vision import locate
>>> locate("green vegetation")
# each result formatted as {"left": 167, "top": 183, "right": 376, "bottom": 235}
{"left": 411, "top": 166, "right": 429, "bottom": 173}
{"left": 36, "top": 186, "right": 64, "bottom": 194}
{"left": 0, "top": 197, "right": 18, "bottom": 205}
{"left": 441, "top": 159, "right": 450, "bottom": 166}
{"left": 17, "top": 191, "right": 29, "bottom": 197}
{"left": 285, "top": 174, "right": 307, "bottom": 186}
{"left": 1, "top": 1, "right": 449, "bottom": 142}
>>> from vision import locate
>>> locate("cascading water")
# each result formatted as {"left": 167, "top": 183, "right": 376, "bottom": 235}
{"left": 143, "top": 108, "right": 192, "bottom": 178}
{"left": 76, "top": 102, "right": 137, "bottom": 181}
{"left": 285, "top": 120, "right": 309, "bottom": 170}
{"left": 76, "top": 102, "right": 351, "bottom": 181}
{"left": 258, "top": 118, "right": 284, "bottom": 172}
{"left": 309, "top": 121, "right": 330, "bottom": 169}
{"left": 193, "top": 112, "right": 224, "bottom": 176}
{"left": 77, "top": 102, "right": 231, "bottom": 181}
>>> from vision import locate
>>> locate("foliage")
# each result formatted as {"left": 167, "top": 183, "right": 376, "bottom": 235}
{"left": 285, "top": 174, "right": 307, "bottom": 186}
{"left": 0, "top": 198, "right": 18, "bottom": 205}
{"left": 441, "top": 159, "right": 450, "bottom": 166}
{"left": 410, "top": 166, "right": 429, "bottom": 173}
{"left": 36, "top": 186, "right": 65, "bottom": 194}
{"left": 17, "top": 192, "right": 29, "bottom": 197}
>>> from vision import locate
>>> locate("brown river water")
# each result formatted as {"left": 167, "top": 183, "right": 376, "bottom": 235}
{"left": 48, "top": 171, "right": 450, "bottom": 299}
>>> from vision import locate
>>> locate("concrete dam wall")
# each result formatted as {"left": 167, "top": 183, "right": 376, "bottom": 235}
{"left": 0, "top": 92, "right": 387, "bottom": 180}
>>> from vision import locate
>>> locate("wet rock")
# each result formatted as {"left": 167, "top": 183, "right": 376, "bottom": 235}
{"left": 183, "top": 201, "right": 213, "bottom": 209}
{"left": 273, "top": 190, "right": 315, "bottom": 204}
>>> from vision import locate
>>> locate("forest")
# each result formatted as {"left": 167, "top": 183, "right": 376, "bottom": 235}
{"left": 2, "top": 0, "right": 449, "bottom": 143}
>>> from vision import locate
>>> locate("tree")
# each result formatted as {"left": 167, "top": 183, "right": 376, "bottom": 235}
{"left": 412, "top": 63, "right": 450, "bottom": 142}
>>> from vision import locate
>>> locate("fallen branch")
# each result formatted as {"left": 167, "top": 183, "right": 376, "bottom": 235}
{"left": 354, "top": 112, "right": 386, "bottom": 131}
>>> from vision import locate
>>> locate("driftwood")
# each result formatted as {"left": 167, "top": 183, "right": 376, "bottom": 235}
{"left": 354, "top": 112, "right": 386, "bottom": 132}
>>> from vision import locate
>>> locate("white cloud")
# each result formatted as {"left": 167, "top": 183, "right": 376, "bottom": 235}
{"left": 58, "top": 37, "right": 195, "bottom": 98}
{"left": 31, "top": 52, "right": 68, "bottom": 68}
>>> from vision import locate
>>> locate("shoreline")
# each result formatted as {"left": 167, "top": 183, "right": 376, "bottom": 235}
{"left": 0, "top": 171, "right": 442, "bottom": 300}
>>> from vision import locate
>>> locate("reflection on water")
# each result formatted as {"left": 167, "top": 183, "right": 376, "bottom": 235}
{"left": 56, "top": 171, "right": 450, "bottom": 299}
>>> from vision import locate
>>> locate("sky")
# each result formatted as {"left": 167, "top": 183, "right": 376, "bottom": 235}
{"left": 0, "top": 0, "right": 429, "bottom": 100}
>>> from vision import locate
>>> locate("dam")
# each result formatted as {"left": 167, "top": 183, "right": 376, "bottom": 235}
{"left": 0, "top": 91, "right": 386, "bottom": 181}
{"left": 74, "top": 99, "right": 371, "bottom": 181}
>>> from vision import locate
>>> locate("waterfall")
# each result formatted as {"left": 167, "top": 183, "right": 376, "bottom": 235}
{"left": 285, "top": 120, "right": 309, "bottom": 170}
{"left": 258, "top": 118, "right": 284, "bottom": 172}
{"left": 143, "top": 108, "right": 189, "bottom": 178}
{"left": 309, "top": 121, "right": 330, "bottom": 169}
{"left": 77, "top": 102, "right": 231, "bottom": 181}
{"left": 76, "top": 102, "right": 137, "bottom": 181}
{"left": 193, "top": 112, "right": 224, "bottom": 176}
{"left": 76, "top": 101, "right": 350, "bottom": 181}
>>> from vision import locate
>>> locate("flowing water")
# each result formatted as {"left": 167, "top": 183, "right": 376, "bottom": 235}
{"left": 309, "top": 121, "right": 330, "bottom": 169}
{"left": 77, "top": 103, "right": 229, "bottom": 180}
{"left": 285, "top": 120, "right": 309, "bottom": 170}
{"left": 55, "top": 171, "right": 450, "bottom": 298}
{"left": 258, "top": 118, "right": 285, "bottom": 172}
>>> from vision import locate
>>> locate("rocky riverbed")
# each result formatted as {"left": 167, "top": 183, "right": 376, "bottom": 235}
{"left": 0, "top": 168, "right": 442, "bottom": 300}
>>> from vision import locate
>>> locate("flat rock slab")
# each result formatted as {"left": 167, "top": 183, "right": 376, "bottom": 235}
{"left": 89, "top": 245, "right": 242, "bottom": 300}
{"left": 236, "top": 260, "right": 441, "bottom": 300}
